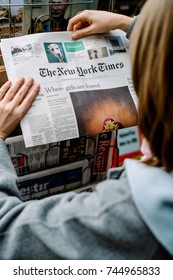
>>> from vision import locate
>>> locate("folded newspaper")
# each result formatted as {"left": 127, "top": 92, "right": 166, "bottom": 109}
{"left": 1, "top": 30, "right": 138, "bottom": 147}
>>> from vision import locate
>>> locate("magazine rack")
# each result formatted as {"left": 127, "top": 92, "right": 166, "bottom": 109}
{"left": 0, "top": 0, "right": 99, "bottom": 39}
{"left": 0, "top": 1, "right": 141, "bottom": 201}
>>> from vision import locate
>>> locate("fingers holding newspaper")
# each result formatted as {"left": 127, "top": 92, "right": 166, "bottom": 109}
{"left": 67, "top": 10, "right": 133, "bottom": 40}
{"left": 0, "top": 77, "right": 40, "bottom": 141}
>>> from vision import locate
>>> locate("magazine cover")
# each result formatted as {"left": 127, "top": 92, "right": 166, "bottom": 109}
{"left": 23, "top": 0, "right": 48, "bottom": 34}
{"left": 23, "top": 0, "right": 72, "bottom": 35}
{"left": 0, "top": 0, "right": 23, "bottom": 39}
{"left": 5, "top": 135, "right": 60, "bottom": 175}
{"left": 59, "top": 137, "right": 86, "bottom": 165}
{"left": 23, "top": 0, "right": 99, "bottom": 35}
{"left": 18, "top": 159, "right": 90, "bottom": 201}
{"left": 117, "top": 125, "right": 142, "bottom": 165}
{"left": 93, "top": 131, "right": 113, "bottom": 181}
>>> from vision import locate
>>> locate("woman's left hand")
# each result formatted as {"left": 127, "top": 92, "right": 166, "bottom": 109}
{"left": 0, "top": 77, "right": 40, "bottom": 140}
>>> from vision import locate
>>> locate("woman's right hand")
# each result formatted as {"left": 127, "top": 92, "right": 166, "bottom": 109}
{"left": 67, "top": 10, "right": 133, "bottom": 40}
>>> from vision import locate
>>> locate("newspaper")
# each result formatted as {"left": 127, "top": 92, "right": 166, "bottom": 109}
{"left": 5, "top": 134, "right": 96, "bottom": 176}
{"left": 1, "top": 30, "right": 138, "bottom": 147}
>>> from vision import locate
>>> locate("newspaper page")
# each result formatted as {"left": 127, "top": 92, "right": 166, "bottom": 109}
{"left": 1, "top": 30, "right": 138, "bottom": 147}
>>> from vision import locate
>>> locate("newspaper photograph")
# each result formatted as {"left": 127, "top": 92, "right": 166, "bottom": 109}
{"left": 1, "top": 30, "right": 138, "bottom": 147}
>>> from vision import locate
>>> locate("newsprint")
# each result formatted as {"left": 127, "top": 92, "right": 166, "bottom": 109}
{"left": 1, "top": 30, "right": 138, "bottom": 147}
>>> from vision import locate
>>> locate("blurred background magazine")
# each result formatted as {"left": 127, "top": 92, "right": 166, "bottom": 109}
{"left": 0, "top": 0, "right": 23, "bottom": 39}
{"left": 23, "top": 0, "right": 73, "bottom": 35}
{"left": 23, "top": 0, "right": 49, "bottom": 34}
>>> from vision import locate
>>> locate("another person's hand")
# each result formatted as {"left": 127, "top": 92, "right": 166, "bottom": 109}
{"left": 0, "top": 77, "right": 40, "bottom": 140}
{"left": 67, "top": 10, "right": 133, "bottom": 40}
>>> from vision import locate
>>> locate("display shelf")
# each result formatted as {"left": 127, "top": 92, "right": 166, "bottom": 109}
{"left": 0, "top": 0, "right": 99, "bottom": 38}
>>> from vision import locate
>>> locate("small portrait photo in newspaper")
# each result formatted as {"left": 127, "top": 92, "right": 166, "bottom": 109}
{"left": 105, "top": 35, "right": 126, "bottom": 55}
{"left": 87, "top": 47, "right": 109, "bottom": 60}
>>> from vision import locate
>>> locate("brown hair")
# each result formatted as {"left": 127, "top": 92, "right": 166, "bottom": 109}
{"left": 130, "top": 0, "right": 173, "bottom": 171}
